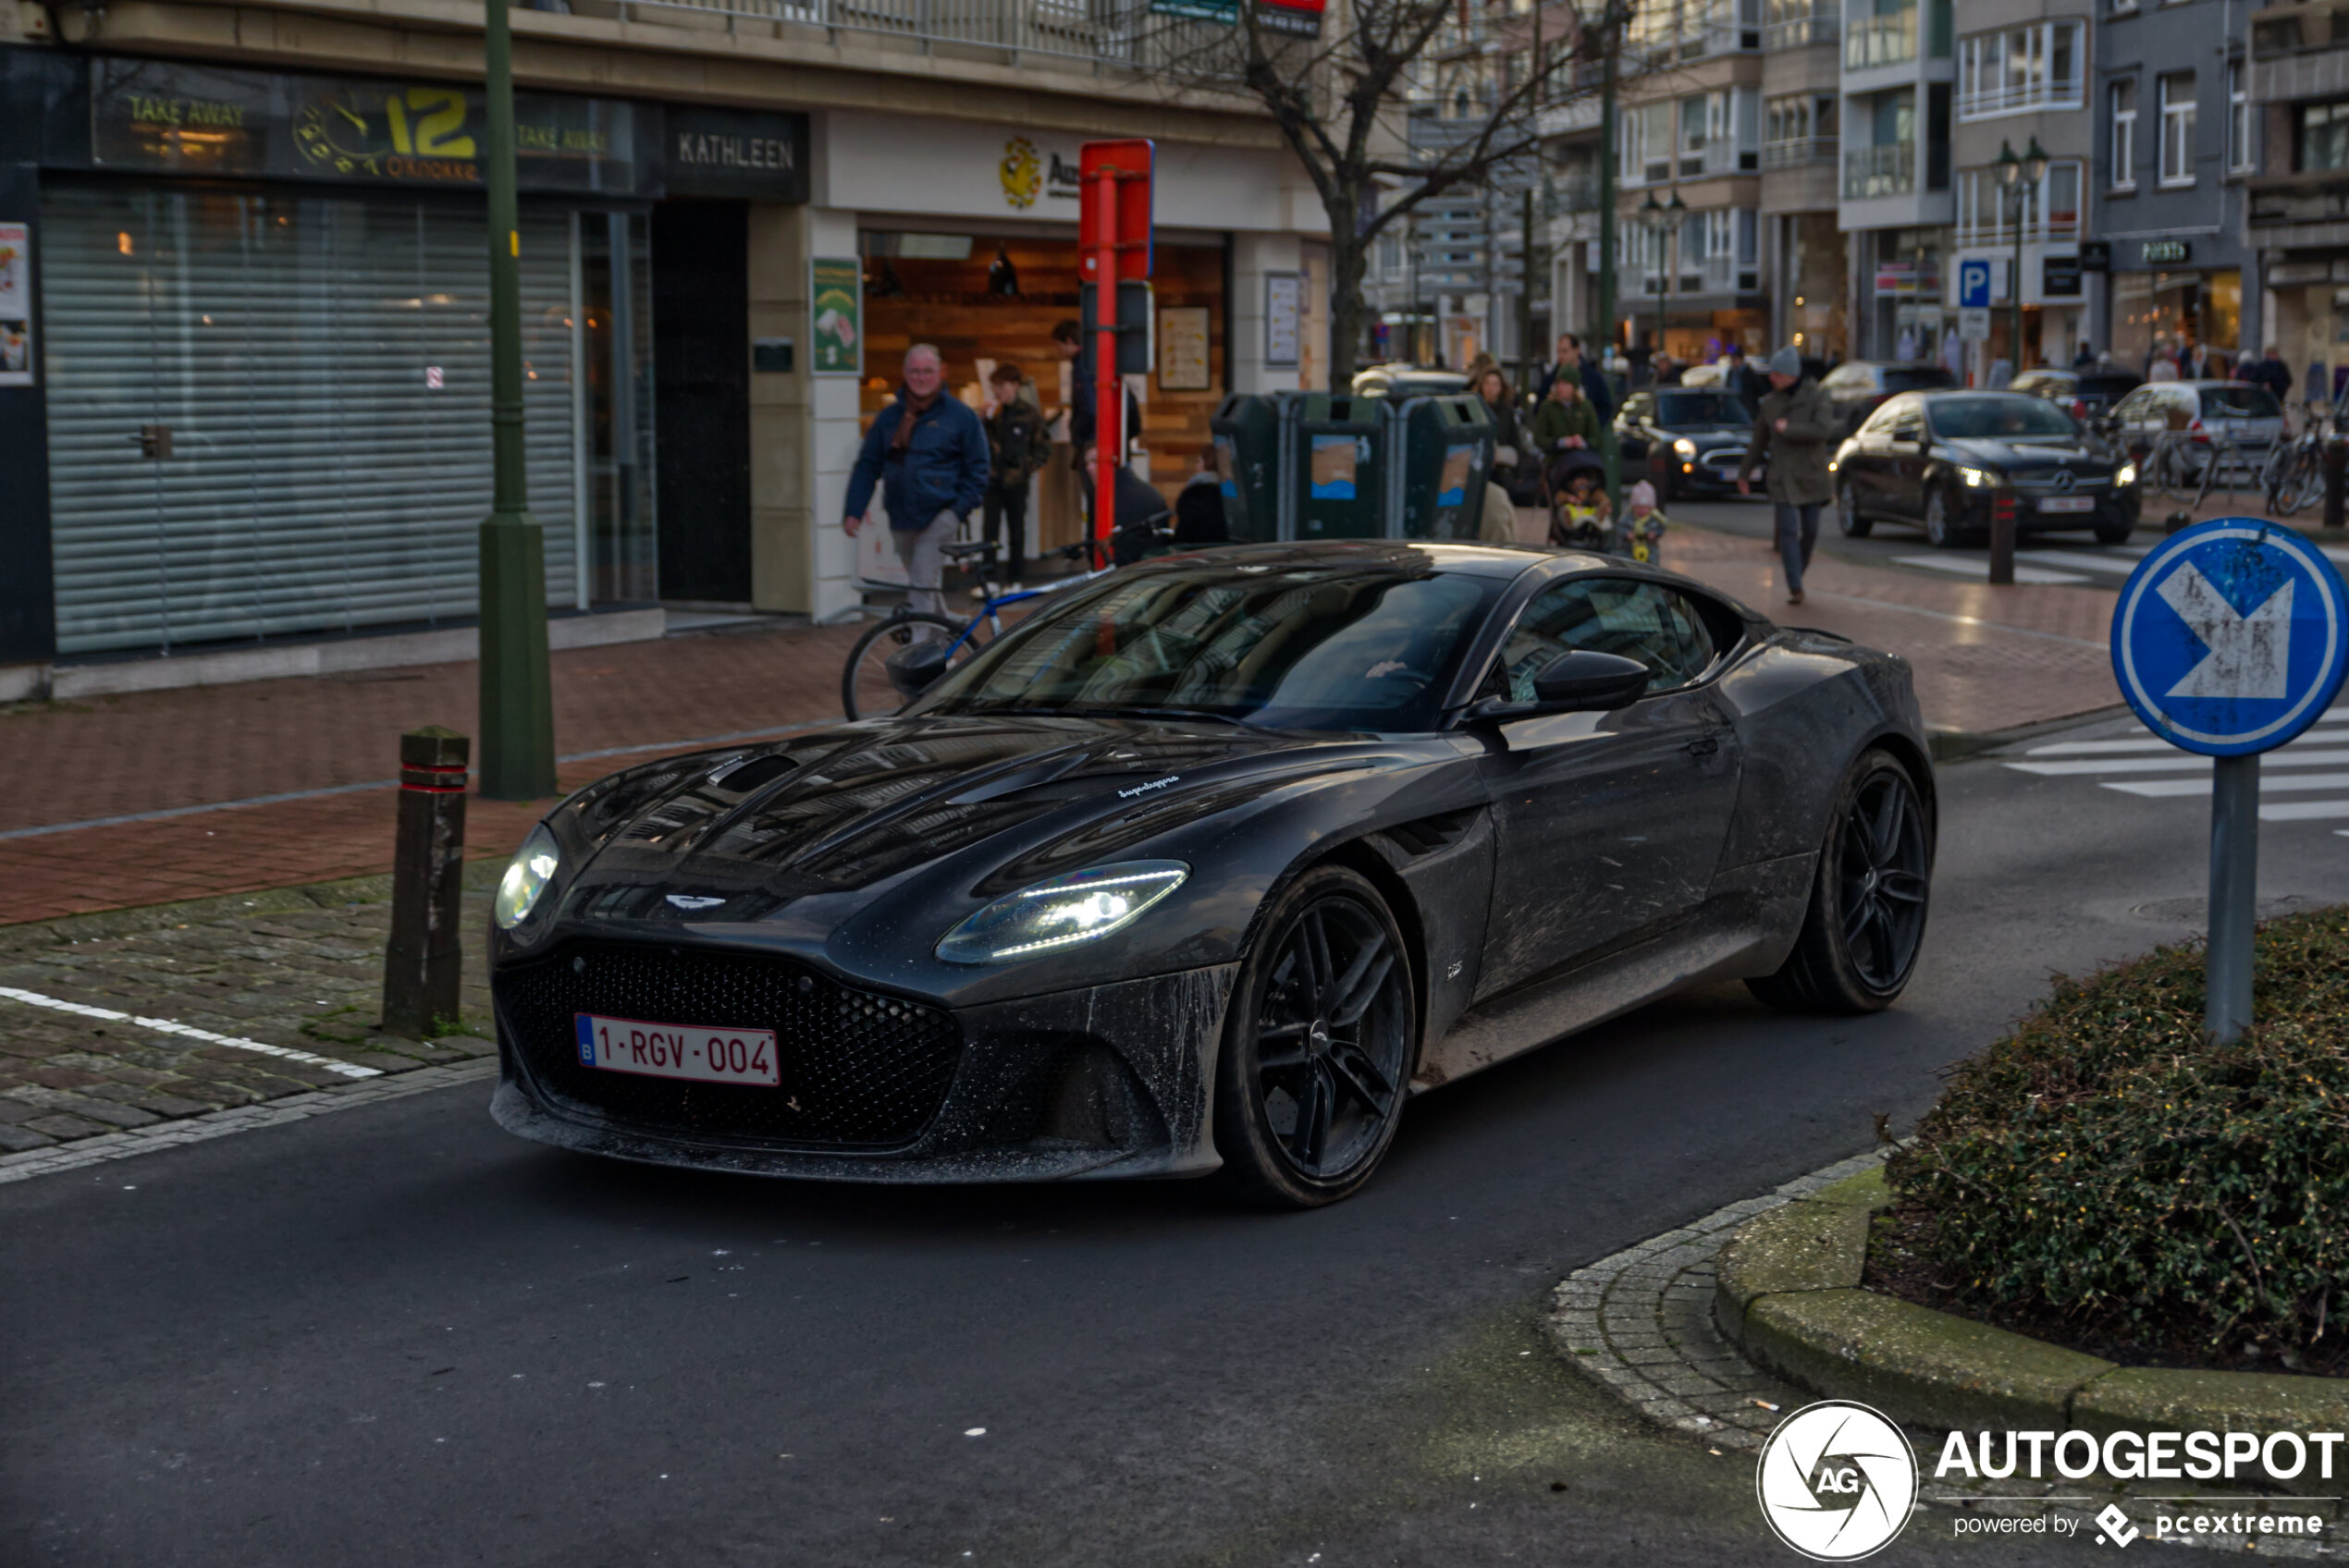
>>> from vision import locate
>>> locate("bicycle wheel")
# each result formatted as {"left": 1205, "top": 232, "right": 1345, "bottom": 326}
{"left": 841, "top": 613, "right": 985, "bottom": 721}
{"left": 2155, "top": 442, "right": 2199, "bottom": 503}
{"left": 2281, "top": 447, "right": 2325, "bottom": 516}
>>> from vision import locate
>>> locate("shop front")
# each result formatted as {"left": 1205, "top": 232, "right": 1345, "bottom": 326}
{"left": 817, "top": 111, "right": 1320, "bottom": 586}
{"left": 2262, "top": 254, "right": 2349, "bottom": 402}
{"left": 2109, "top": 242, "right": 2241, "bottom": 374}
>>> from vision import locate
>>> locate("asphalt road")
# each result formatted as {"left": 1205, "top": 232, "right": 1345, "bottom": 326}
{"left": 8, "top": 729, "right": 2343, "bottom": 1568}
{"left": 1666, "top": 493, "right": 2150, "bottom": 581}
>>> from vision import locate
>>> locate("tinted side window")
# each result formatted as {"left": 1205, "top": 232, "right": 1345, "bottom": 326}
{"left": 1483, "top": 579, "right": 1718, "bottom": 702}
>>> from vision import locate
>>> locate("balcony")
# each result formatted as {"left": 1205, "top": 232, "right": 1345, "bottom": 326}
{"left": 1541, "top": 97, "right": 1604, "bottom": 138}
{"left": 1952, "top": 212, "right": 2084, "bottom": 246}
{"left": 1764, "top": 135, "right": 1836, "bottom": 168}
{"left": 1846, "top": 6, "right": 1918, "bottom": 69}
{"left": 2247, "top": 166, "right": 2349, "bottom": 226}
{"left": 1843, "top": 141, "right": 1916, "bottom": 199}
{"left": 1956, "top": 79, "right": 2085, "bottom": 119}
{"left": 604, "top": 0, "right": 1223, "bottom": 71}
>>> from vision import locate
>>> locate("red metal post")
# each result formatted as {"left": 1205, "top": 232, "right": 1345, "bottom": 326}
{"left": 1088, "top": 163, "right": 1122, "bottom": 557}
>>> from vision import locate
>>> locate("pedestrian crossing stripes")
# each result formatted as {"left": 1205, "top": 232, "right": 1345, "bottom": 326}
{"left": 1894, "top": 540, "right": 2349, "bottom": 586}
{"left": 2003, "top": 709, "right": 2349, "bottom": 834}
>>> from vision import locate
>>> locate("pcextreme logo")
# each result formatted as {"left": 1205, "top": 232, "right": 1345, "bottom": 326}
{"left": 1756, "top": 1401, "right": 1918, "bottom": 1561}
{"left": 1000, "top": 136, "right": 1041, "bottom": 210}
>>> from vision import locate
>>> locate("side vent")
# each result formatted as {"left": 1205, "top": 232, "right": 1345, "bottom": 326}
{"left": 1383, "top": 808, "right": 1480, "bottom": 859}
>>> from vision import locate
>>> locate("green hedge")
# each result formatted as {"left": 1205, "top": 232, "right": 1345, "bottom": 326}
{"left": 1888, "top": 908, "right": 2349, "bottom": 1359}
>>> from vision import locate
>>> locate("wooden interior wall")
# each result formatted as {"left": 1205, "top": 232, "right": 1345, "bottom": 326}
{"left": 858, "top": 238, "right": 1224, "bottom": 552}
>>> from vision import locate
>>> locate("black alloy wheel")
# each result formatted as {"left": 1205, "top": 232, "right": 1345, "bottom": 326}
{"left": 1922, "top": 485, "right": 1959, "bottom": 548}
{"left": 1749, "top": 749, "right": 1933, "bottom": 1014}
{"left": 1215, "top": 865, "right": 1416, "bottom": 1207}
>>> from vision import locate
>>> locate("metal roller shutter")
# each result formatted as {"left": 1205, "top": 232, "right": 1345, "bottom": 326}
{"left": 42, "top": 182, "right": 581, "bottom": 656}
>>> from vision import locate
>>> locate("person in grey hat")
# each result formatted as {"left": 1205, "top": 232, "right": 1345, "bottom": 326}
{"left": 1735, "top": 347, "right": 1839, "bottom": 606}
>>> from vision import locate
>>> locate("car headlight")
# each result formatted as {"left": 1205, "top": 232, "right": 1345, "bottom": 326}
{"left": 1959, "top": 466, "right": 1998, "bottom": 488}
{"left": 937, "top": 861, "right": 1188, "bottom": 964}
{"left": 2115, "top": 462, "right": 2138, "bottom": 487}
{"left": 1673, "top": 437, "right": 1698, "bottom": 459}
{"left": 494, "top": 824, "right": 561, "bottom": 930}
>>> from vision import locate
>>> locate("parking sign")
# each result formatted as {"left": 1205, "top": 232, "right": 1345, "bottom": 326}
{"left": 1957, "top": 259, "right": 1991, "bottom": 310}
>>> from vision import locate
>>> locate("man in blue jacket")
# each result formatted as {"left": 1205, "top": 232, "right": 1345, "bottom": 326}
{"left": 843, "top": 344, "right": 990, "bottom": 623}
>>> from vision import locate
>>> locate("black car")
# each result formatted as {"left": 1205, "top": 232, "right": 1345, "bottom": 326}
{"left": 1819, "top": 361, "right": 1960, "bottom": 435}
{"left": 1831, "top": 390, "right": 2140, "bottom": 547}
{"left": 488, "top": 542, "right": 1935, "bottom": 1207}
{"left": 1614, "top": 386, "right": 1757, "bottom": 502}
{"left": 2009, "top": 366, "right": 2143, "bottom": 423}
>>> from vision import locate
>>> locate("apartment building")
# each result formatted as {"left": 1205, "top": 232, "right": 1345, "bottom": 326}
{"left": 2248, "top": 0, "right": 2349, "bottom": 394}
{"left": 1837, "top": 0, "right": 1953, "bottom": 361}
{"left": 1946, "top": 0, "right": 2097, "bottom": 378}
{"left": 0, "top": 0, "right": 1326, "bottom": 686}
{"left": 2100, "top": 0, "right": 2251, "bottom": 374}
{"left": 1763, "top": 0, "right": 1848, "bottom": 357}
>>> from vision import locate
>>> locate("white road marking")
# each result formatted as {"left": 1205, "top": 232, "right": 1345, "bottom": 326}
{"left": 2103, "top": 771, "right": 2349, "bottom": 798}
{"left": 2257, "top": 800, "right": 2349, "bottom": 821}
{"left": 1892, "top": 555, "right": 2090, "bottom": 584}
{"left": 2027, "top": 716, "right": 2349, "bottom": 755}
{"left": 2016, "top": 550, "right": 2139, "bottom": 574}
{"left": 0, "top": 986, "right": 382, "bottom": 1078}
{"left": 2005, "top": 747, "right": 2349, "bottom": 777}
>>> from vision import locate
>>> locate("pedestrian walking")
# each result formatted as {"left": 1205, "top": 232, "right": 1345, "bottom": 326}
{"left": 843, "top": 344, "right": 990, "bottom": 626}
{"left": 2247, "top": 344, "right": 2294, "bottom": 404}
{"left": 1475, "top": 367, "right": 1531, "bottom": 504}
{"left": 1735, "top": 347, "right": 1838, "bottom": 607}
{"left": 1537, "top": 332, "right": 1615, "bottom": 424}
{"left": 978, "top": 362, "right": 1051, "bottom": 592}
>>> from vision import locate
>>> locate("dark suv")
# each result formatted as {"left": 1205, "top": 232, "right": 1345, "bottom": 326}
{"left": 1819, "top": 361, "right": 1960, "bottom": 435}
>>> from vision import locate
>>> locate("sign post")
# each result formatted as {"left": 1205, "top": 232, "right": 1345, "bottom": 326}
{"left": 2111, "top": 519, "right": 2349, "bottom": 1041}
{"left": 1078, "top": 139, "right": 1152, "bottom": 559}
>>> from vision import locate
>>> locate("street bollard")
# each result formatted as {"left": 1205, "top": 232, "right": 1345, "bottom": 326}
{"left": 1987, "top": 495, "right": 2017, "bottom": 585}
{"left": 383, "top": 727, "right": 469, "bottom": 1039}
{"left": 2327, "top": 435, "right": 2346, "bottom": 533}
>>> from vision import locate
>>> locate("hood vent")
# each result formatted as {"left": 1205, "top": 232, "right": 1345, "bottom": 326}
{"left": 1383, "top": 808, "right": 1482, "bottom": 859}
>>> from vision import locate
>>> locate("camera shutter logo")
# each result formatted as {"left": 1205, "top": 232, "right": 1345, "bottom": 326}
{"left": 1754, "top": 1401, "right": 1917, "bottom": 1560}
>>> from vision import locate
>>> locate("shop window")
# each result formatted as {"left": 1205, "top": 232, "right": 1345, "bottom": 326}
{"left": 2111, "top": 79, "right": 2138, "bottom": 190}
{"left": 2159, "top": 71, "right": 2197, "bottom": 187}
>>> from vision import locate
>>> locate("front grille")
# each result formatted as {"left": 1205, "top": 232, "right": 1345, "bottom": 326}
{"left": 498, "top": 939, "right": 962, "bottom": 1148}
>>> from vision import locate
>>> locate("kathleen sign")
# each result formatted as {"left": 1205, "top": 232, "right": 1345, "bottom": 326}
{"left": 90, "top": 58, "right": 647, "bottom": 195}
{"left": 663, "top": 106, "right": 809, "bottom": 201}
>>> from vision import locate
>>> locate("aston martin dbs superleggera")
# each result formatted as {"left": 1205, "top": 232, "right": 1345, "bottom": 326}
{"left": 489, "top": 541, "right": 1934, "bottom": 1207}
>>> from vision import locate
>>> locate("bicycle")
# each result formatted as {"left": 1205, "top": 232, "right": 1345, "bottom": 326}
{"left": 840, "top": 536, "right": 1111, "bottom": 721}
{"left": 2261, "top": 401, "right": 2332, "bottom": 517}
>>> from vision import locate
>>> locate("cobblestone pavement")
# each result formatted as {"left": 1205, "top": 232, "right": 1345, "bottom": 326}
{"left": 0, "top": 872, "right": 494, "bottom": 1154}
{"left": 1546, "top": 1149, "right": 2341, "bottom": 1559}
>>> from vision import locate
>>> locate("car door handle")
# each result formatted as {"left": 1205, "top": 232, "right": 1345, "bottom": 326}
{"left": 1685, "top": 735, "right": 1719, "bottom": 757}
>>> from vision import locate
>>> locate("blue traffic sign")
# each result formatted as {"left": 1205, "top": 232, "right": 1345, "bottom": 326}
{"left": 1957, "top": 259, "right": 1992, "bottom": 310}
{"left": 2111, "top": 518, "right": 2349, "bottom": 756}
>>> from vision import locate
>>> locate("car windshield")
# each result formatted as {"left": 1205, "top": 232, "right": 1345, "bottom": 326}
{"left": 913, "top": 558, "right": 1503, "bottom": 732}
{"left": 2200, "top": 386, "right": 2282, "bottom": 419}
{"left": 1654, "top": 391, "right": 1751, "bottom": 425}
{"left": 1927, "top": 396, "right": 2077, "bottom": 439}
{"left": 1884, "top": 367, "right": 1958, "bottom": 391}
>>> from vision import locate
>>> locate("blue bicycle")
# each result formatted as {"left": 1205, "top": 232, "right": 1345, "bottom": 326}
{"left": 841, "top": 537, "right": 1111, "bottom": 719}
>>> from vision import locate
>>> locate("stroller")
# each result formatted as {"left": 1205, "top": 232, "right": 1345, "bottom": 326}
{"left": 1540, "top": 447, "right": 1616, "bottom": 553}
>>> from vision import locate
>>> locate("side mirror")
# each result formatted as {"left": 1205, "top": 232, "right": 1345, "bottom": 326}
{"left": 1468, "top": 650, "right": 1652, "bottom": 721}
{"left": 884, "top": 639, "right": 953, "bottom": 699}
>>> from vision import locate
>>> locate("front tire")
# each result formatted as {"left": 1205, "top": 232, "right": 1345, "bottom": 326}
{"left": 1747, "top": 749, "right": 1933, "bottom": 1015}
{"left": 1922, "top": 485, "right": 1960, "bottom": 548}
{"left": 1214, "top": 865, "right": 1417, "bottom": 1208}
{"left": 1837, "top": 481, "right": 1872, "bottom": 537}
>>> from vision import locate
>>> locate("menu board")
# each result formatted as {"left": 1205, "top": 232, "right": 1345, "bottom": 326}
{"left": 1158, "top": 305, "right": 1210, "bottom": 391}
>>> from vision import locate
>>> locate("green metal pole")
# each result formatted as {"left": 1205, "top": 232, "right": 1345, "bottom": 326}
{"left": 1594, "top": 7, "right": 1621, "bottom": 511}
{"left": 477, "top": 0, "right": 557, "bottom": 801}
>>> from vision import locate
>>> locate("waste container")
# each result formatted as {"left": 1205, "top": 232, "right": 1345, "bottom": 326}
{"left": 1288, "top": 393, "right": 1386, "bottom": 540}
{"left": 1208, "top": 394, "right": 1283, "bottom": 543}
{"left": 1389, "top": 395, "right": 1494, "bottom": 540}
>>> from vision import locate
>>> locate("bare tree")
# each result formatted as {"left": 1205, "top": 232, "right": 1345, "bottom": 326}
{"left": 1150, "top": 0, "right": 1607, "bottom": 382}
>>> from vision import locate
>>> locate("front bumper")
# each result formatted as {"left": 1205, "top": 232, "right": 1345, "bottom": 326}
{"left": 490, "top": 947, "right": 1236, "bottom": 1182}
{"left": 1968, "top": 486, "right": 2138, "bottom": 532}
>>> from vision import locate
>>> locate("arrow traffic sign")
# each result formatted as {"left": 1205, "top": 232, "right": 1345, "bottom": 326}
{"left": 2111, "top": 519, "right": 2348, "bottom": 757}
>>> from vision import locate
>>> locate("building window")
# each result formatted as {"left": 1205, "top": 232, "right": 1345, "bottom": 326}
{"left": 2111, "top": 78, "right": 2137, "bottom": 190}
{"left": 2300, "top": 101, "right": 2349, "bottom": 172}
{"left": 1680, "top": 94, "right": 1708, "bottom": 177}
{"left": 2158, "top": 71, "right": 2195, "bottom": 187}
{"left": 1956, "top": 160, "right": 2085, "bottom": 244}
{"left": 2229, "top": 57, "right": 2253, "bottom": 173}
{"left": 1957, "top": 21, "right": 2086, "bottom": 118}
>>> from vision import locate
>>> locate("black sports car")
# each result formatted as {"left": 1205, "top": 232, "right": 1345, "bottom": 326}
{"left": 489, "top": 542, "right": 1936, "bottom": 1207}
{"left": 1831, "top": 390, "right": 2141, "bottom": 547}
{"left": 1614, "top": 387, "right": 1758, "bottom": 502}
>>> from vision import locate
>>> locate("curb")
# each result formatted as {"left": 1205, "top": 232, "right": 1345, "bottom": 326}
{"left": 1713, "top": 1168, "right": 2349, "bottom": 1447}
{"left": 1925, "top": 703, "right": 2131, "bottom": 764}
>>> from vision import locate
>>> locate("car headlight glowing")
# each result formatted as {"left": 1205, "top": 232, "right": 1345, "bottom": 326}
{"left": 1673, "top": 437, "right": 1699, "bottom": 459}
{"left": 1960, "top": 466, "right": 1997, "bottom": 488}
{"left": 2115, "top": 462, "right": 2138, "bottom": 487}
{"left": 937, "top": 861, "right": 1188, "bottom": 964}
{"left": 494, "top": 824, "right": 562, "bottom": 930}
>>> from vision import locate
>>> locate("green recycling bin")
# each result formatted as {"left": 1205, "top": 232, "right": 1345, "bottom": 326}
{"left": 1391, "top": 395, "right": 1494, "bottom": 540}
{"left": 1288, "top": 392, "right": 1386, "bottom": 540}
{"left": 1208, "top": 394, "right": 1282, "bottom": 543}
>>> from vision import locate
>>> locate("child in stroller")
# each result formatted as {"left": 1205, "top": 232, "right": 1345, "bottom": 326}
{"left": 1545, "top": 449, "right": 1613, "bottom": 549}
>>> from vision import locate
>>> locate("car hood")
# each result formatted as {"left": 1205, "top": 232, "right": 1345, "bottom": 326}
{"left": 1936, "top": 433, "right": 2114, "bottom": 469}
{"left": 546, "top": 713, "right": 1379, "bottom": 920}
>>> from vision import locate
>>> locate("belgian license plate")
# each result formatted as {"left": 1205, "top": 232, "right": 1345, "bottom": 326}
{"left": 574, "top": 1013, "right": 780, "bottom": 1087}
{"left": 2038, "top": 496, "right": 2095, "bottom": 513}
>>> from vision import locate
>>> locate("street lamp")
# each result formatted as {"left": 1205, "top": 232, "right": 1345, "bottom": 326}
{"left": 1987, "top": 136, "right": 2049, "bottom": 587}
{"left": 1638, "top": 190, "right": 1685, "bottom": 379}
